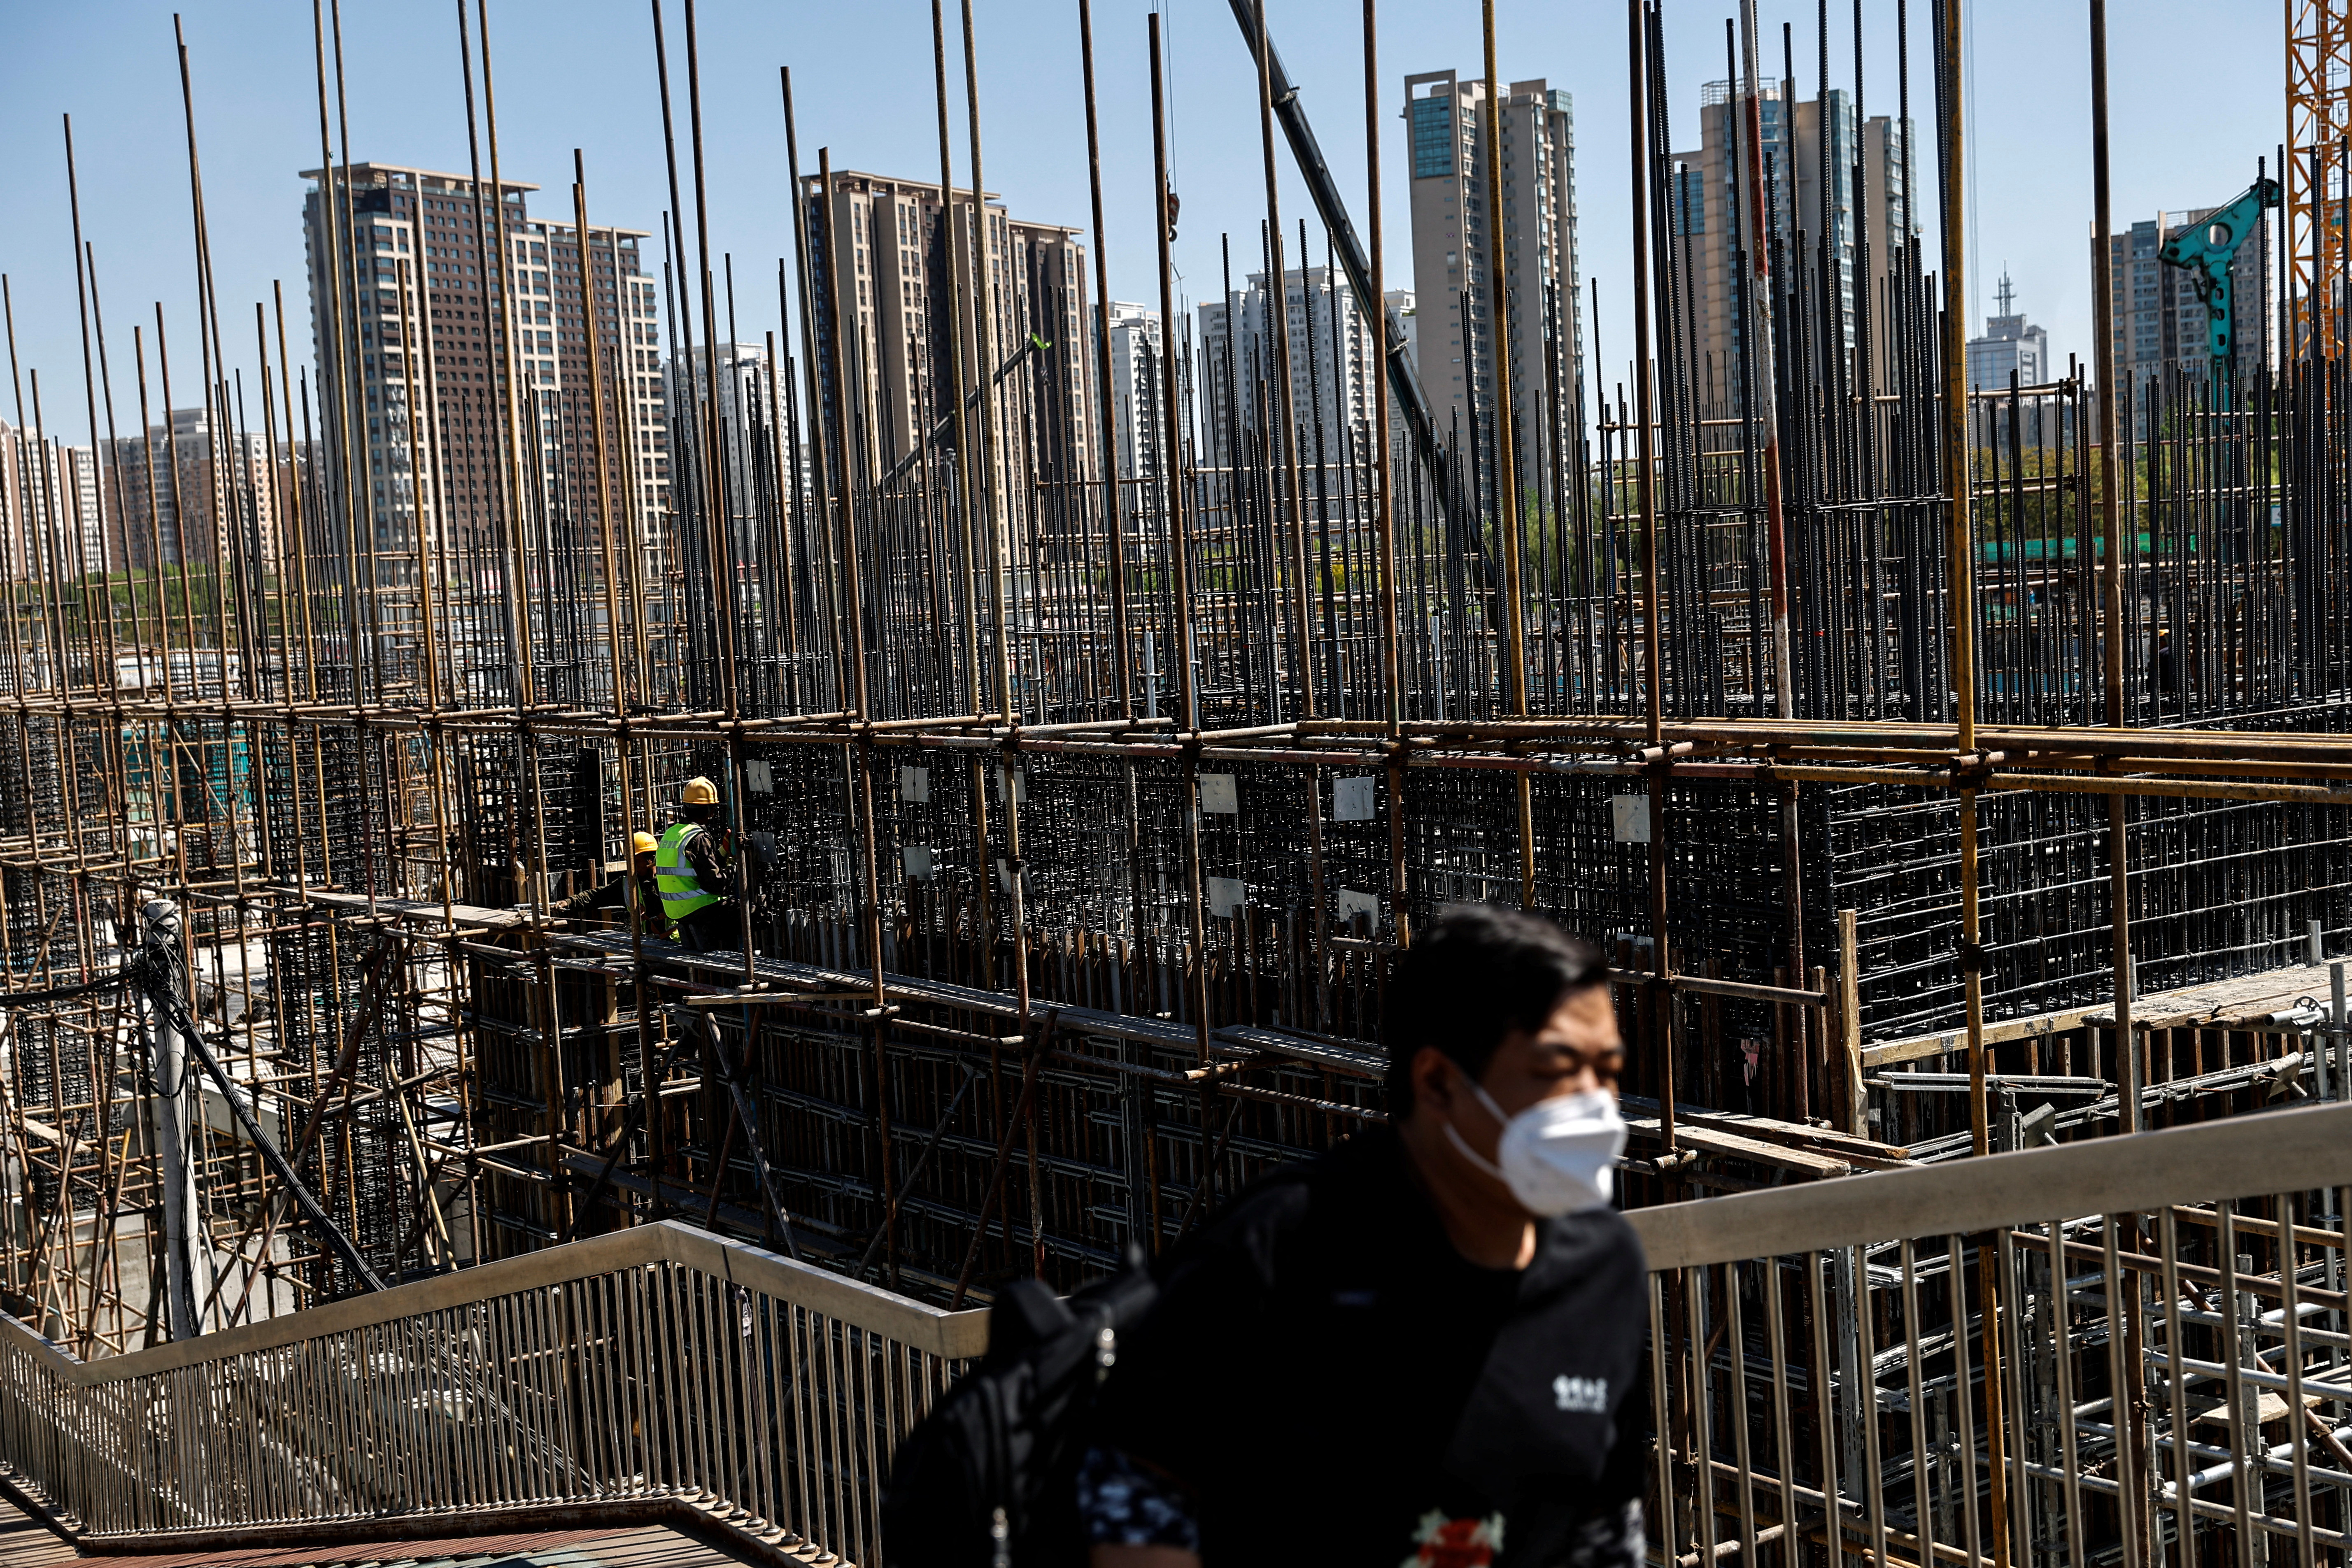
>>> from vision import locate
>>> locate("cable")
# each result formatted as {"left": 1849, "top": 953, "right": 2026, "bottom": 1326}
{"left": 133, "top": 939, "right": 389, "bottom": 1293}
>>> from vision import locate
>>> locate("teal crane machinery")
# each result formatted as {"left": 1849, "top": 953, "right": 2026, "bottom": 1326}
{"left": 2158, "top": 175, "right": 2280, "bottom": 570}
{"left": 2158, "top": 175, "right": 2282, "bottom": 391}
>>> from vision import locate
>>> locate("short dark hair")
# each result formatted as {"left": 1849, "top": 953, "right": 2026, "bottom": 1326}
{"left": 1383, "top": 905, "right": 1609, "bottom": 1115}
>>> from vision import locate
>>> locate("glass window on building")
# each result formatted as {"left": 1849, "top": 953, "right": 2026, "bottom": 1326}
{"left": 1411, "top": 95, "right": 1455, "bottom": 179}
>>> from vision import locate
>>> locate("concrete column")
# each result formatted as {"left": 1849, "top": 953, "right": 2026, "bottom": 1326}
{"left": 139, "top": 898, "right": 213, "bottom": 1341}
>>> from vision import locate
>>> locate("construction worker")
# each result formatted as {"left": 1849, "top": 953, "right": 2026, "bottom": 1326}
{"left": 657, "top": 776, "right": 752, "bottom": 952}
{"left": 550, "top": 831, "right": 667, "bottom": 936}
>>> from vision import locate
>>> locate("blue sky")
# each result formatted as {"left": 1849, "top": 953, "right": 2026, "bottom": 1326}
{"left": 0, "top": 1, "right": 2279, "bottom": 449}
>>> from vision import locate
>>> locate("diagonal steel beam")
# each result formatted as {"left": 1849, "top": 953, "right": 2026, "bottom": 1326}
{"left": 1222, "top": 0, "right": 1468, "bottom": 543}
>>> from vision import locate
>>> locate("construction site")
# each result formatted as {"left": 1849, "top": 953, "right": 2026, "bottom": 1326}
{"left": 0, "top": 0, "right": 2347, "bottom": 1564}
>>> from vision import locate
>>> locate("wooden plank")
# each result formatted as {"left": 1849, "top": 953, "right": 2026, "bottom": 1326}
{"left": 296, "top": 888, "right": 525, "bottom": 928}
{"left": 1836, "top": 911, "right": 1865, "bottom": 1131}
{"left": 1673, "top": 1109, "right": 1908, "bottom": 1169}
{"left": 1622, "top": 1112, "right": 1852, "bottom": 1177}
{"left": 1862, "top": 1005, "right": 2105, "bottom": 1069}
{"left": 1617, "top": 1093, "right": 1907, "bottom": 1164}
{"left": 2087, "top": 961, "right": 2333, "bottom": 1031}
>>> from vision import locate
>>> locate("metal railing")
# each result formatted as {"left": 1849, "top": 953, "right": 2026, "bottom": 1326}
{"left": 0, "top": 1105, "right": 2345, "bottom": 1567}
{"left": 1639, "top": 1099, "right": 2352, "bottom": 1566}
{"left": 0, "top": 1220, "right": 985, "bottom": 1565}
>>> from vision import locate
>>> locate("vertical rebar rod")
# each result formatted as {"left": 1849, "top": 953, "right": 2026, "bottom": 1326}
{"left": 959, "top": 0, "right": 1013, "bottom": 726}
{"left": 919, "top": 21, "right": 980, "bottom": 721}
{"left": 272, "top": 284, "right": 318, "bottom": 704}
{"left": 1937, "top": 0, "right": 2011, "bottom": 1559}
{"left": 130, "top": 326, "right": 177, "bottom": 706}
{"left": 677, "top": 0, "right": 757, "bottom": 974}
{"left": 1629, "top": 0, "right": 1675, "bottom": 1152}
{"left": 571, "top": 153, "right": 660, "bottom": 1250}
{"left": 1249, "top": 0, "right": 1307, "bottom": 726}
{"left": 954, "top": 3, "right": 1035, "bottom": 1174}
{"left": 779, "top": 68, "right": 840, "bottom": 717}
{"left": 62, "top": 119, "right": 123, "bottom": 698}
{"left": 1076, "top": 0, "right": 1129, "bottom": 720}
{"left": 1364, "top": 0, "right": 1400, "bottom": 744}
{"left": 1476, "top": 1, "right": 1539, "bottom": 908}
{"left": 2088, "top": 0, "right": 2138, "bottom": 1134}
{"left": 1930, "top": 0, "right": 1986, "bottom": 1148}
{"left": 472, "top": 0, "right": 552, "bottom": 931}
{"left": 1149, "top": 20, "right": 1197, "bottom": 735}
{"left": 1146, "top": 17, "right": 1216, "bottom": 1143}
{"left": 1479, "top": 0, "right": 1525, "bottom": 721}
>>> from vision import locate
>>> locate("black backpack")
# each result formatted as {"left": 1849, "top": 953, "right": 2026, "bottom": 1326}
{"left": 882, "top": 1256, "right": 1158, "bottom": 1567}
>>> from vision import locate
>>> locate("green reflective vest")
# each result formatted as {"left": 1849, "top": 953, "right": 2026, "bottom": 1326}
{"left": 656, "top": 823, "right": 721, "bottom": 921}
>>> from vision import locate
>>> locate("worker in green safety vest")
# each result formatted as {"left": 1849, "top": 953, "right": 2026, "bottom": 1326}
{"left": 551, "top": 829, "right": 669, "bottom": 938}
{"left": 657, "top": 775, "right": 749, "bottom": 951}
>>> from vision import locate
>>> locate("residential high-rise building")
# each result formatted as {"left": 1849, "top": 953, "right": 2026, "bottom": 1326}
{"left": 799, "top": 171, "right": 1094, "bottom": 489}
{"left": 666, "top": 344, "right": 799, "bottom": 528}
{"left": 2102, "top": 205, "right": 2274, "bottom": 409}
{"left": 1967, "top": 272, "right": 2052, "bottom": 391}
{"left": 1405, "top": 71, "right": 1582, "bottom": 505}
{"left": 1, "top": 422, "right": 45, "bottom": 583}
{"left": 105, "top": 407, "right": 281, "bottom": 575}
{"left": 1197, "top": 268, "right": 1382, "bottom": 470}
{"left": 0, "top": 422, "right": 19, "bottom": 578}
{"left": 0, "top": 420, "right": 155, "bottom": 582}
{"left": 54, "top": 445, "right": 103, "bottom": 577}
{"left": 300, "top": 161, "right": 669, "bottom": 602}
{"left": 1667, "top": 81, "right": 1917, "bottom": 412}
{"left": 1102, "top": 303, "right": 1167, "bottom": 483}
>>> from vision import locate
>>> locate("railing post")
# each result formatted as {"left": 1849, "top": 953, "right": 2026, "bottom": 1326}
{"left": 2333, "top": 959, "right": 2347, "bottom": 1102}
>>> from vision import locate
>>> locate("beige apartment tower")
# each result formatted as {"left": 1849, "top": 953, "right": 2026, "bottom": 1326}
{"left": 1404, "top": 71, "right": 1582, "bottom": 511}
{"left": 800, "top": 171, "right": 1095, "bottom": 490}
{"left": 1197, "top": 268, "right": 1383, "bottom": 471}
{"left": 1667, "top": 83, "right": 1917, "bottom": 414}
{"left": 1104, "top": 303, "right": 1167, "bottom": 483}
{"left": 301, "top": 161, "right": 670, "bottom": 596}
{"left": 104, "top": 407, "right": 291, "bottom": 577}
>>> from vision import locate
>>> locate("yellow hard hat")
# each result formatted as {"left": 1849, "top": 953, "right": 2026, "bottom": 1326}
{"left": 631, "top": 831, "right": 659, "bottom": 857}
{"left": 681, "top": 776, "right": 719, "bottom": 806}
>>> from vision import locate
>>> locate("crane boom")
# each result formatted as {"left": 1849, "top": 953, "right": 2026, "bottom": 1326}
{"left": 1225, "top": 0, "right": 1466, "bottom": 537}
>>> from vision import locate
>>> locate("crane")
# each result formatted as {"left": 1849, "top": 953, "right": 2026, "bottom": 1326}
{"left": 2288, "top": 0, "right": 2351, "bottom": 356}
{"left": 2158, "top": 177, "right": 2280, "bottom": 372}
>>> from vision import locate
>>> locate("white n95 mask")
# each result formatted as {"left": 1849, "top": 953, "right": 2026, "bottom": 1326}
{"left": 1444, "top": 1079, "right": 1626, "bottom": 1216}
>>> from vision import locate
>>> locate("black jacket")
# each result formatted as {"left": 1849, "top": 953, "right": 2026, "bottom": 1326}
{"left": 1091, "top": 1125, "right": 1649, "bottom": 1566}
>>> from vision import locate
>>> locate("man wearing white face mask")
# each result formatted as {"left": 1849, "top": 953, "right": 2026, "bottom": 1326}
{"left": 1083, "top": 905, "right": 1646, "bottom": 1568}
